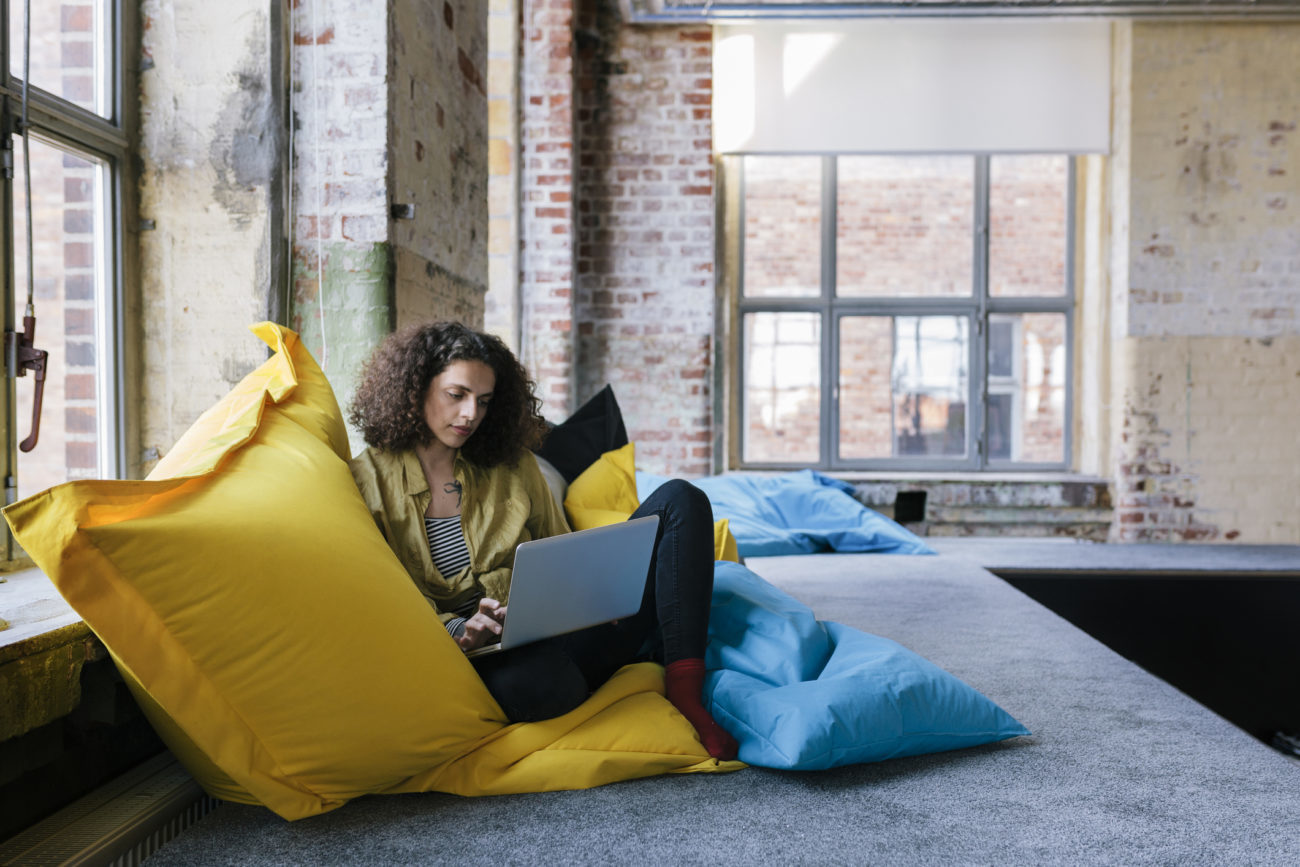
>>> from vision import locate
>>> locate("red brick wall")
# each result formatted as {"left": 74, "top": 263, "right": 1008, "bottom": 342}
{"left": 572, "top": 0, "right": 714, "bottom": 475}
{"left": 519, "top": 0, "right": 576, "bottom": 417}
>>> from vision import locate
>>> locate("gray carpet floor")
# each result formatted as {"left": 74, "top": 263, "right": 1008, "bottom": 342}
{"left": 148, "top": 550, "right": 1300, "bottom": 865}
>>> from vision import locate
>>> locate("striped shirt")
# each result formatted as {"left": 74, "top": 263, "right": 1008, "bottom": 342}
{"left": 425, "top": 514, "right": 477, "bottom": 638}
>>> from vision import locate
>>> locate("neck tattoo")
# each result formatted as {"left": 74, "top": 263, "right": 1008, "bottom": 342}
{"left": 443, "top": 480, "right": 463, "bottom": 507}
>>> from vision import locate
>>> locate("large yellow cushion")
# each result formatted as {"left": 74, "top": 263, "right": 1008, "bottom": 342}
{"left": 564, "top": 443, "right": 740, "bottom": 562}
{"left": 563, "top": 442, "right": 641, "bottom": 530}
{"left": 4, "top": 324, "right": 737, "bottom": 820}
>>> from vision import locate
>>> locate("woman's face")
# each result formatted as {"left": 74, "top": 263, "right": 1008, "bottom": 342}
{"left": 422, "top": 359, "right": 496, "bottom": 452}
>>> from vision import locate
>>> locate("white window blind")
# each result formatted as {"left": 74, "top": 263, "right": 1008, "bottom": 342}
{"left": 714, "top": 19, "right": 1111, "bottom": 155}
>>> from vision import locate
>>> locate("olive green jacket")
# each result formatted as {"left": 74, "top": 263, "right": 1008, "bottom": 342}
{"left": 349, "top": 447, "right": 571, "bottom": 625}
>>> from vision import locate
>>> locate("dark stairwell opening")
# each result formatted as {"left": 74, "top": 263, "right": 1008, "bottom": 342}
{"left": 994, "top": 569, "right": 1300, "bottom": 756}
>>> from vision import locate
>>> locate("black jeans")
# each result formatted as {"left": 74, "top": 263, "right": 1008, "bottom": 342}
{"left": 471, "top": 479, "right": 715, "bottom": 722}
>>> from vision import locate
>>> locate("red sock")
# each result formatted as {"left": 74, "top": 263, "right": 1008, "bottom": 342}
{"left": 664, "top": 658, "right": 738, "bottom": 761}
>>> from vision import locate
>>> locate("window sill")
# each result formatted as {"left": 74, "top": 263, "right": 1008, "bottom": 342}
{"left": 728, "top": 468, "right": 1108, "bottom": 485}
{"left": 828, "top": 470, "right": 1108, "bottom": 485}
{"left": 0, "top": 567, "right": 85, "bottom": 656}
{"left": 1, "top": 567, "right": 98, "bottom": 744}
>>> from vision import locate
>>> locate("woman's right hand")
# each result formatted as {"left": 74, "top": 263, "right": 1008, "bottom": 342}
{"left": 458, "top": 597, "right": 507, "bottom": 652}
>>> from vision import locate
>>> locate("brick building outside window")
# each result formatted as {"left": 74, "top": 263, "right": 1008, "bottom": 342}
{"left": 734, "top": 153, "right": 1073, "bottom": 472}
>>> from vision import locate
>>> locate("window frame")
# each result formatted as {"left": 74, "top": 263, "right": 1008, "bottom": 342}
{"left": 732, "top": 153, "right": 1075, "bottom": 473}
{"left": 0, "top": 0, "right": 131, "bottom": 562}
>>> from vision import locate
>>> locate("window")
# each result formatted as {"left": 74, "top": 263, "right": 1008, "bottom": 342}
{"left": 735, "top": 154, "right": 1072, "bottom": 470}
{"left": 1, "top": 0, "right": 127, "bottom": 562}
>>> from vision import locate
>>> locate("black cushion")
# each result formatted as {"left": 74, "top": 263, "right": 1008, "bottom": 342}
{"left": 535, "top": 385, "right": 628, "bottom": 483}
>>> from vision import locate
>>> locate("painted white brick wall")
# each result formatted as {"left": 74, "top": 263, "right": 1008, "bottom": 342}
{"left": 1128, "top": 24, "right": 1300, "bottom": 339}
{"left": 1114, "top": 23, "right": 1300, "bottom": 543}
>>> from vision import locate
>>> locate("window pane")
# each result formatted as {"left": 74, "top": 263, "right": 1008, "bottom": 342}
{"left": 10, "top": 0, "right": 108, "bottom": 116}
{"left": 743, "top": 156, "right": 821, "bottom": 298}
{"left": 837, "top": 316, "right": 894, "bottom": 460}
{"left": 13, "top": 139, "right": 108, "bottom": 499}
{"left": 743, "top": 312, "right": 820, "bottom": 463}
{"left": 836, "top": 156, "right": 973, "bottom": 298}
{"left": 987, "top": 313, "right": 1066, "bottom": 463}
{"left": 893, "top": 316, "right": 968, "bottom": 457}
{"left": 989, "top": 156, "right": 1069, "bottom": 298}
{"left": 840, "top": 315, "right": 968, "bottom": 460}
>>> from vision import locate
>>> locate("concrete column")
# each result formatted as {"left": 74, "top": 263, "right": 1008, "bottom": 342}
{"left": 137, "top": 0, "right": 290, "bottom": 473}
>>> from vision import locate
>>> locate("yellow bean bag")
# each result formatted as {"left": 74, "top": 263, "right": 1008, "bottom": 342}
{"left": 3, "top": 323, "right": 739, "bottom": 820}
{"left": 564, "top": 442, "right": 740, "bottom": 563}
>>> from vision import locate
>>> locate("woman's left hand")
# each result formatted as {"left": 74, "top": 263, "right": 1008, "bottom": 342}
{"left": 458, "top": 597, "right": 507, "bottom": 651}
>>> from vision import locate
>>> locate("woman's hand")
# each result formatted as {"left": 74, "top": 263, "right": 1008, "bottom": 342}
{"left": 458, "top": 598, "right": 507, "bottom": 652}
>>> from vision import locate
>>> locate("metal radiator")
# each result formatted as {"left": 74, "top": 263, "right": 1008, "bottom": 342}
{"left": 0, "top": 754, "right": 219, "bottom": 866}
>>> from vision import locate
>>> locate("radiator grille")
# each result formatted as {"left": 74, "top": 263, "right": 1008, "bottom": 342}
{"left": 0, "top": 753, "right": 219, "bottom": 866}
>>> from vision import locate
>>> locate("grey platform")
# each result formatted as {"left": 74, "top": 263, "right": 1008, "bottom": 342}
{"left": 926, "top": 537, "right": 1300, "bottom": 573}
{"left": 148, "top": 545, "right": 1300, "bottom": 865}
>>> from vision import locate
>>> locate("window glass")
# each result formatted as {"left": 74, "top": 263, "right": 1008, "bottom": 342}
{"left": 987, "top": 312, "right": 1067, "bottom": 463}
{"left": 988, "top": 317, "right": 1016, "bottom": 379}
{"left": 840, "top": 315, "right": 968, "bottom": 460}
{"left": 13, "top": 139, "right": 107, "bottom": 499}
{"left": 736, "top": 153, "right": 1071, "bottom": 470}
{"left": 743, "top": 156, "right": 821, "bottom": 299}
{"left": 743, "top": 312, "right": 820, "bottom": 463}
{"left": 9, "top": 0, "right": 108, "bottom": 117}
{"left": 836, "top": 156, "right": 973, "bottom": 298}
{"left": 890, "top": 316, "right": 968, "bottom": 458}
{"left": 989, "top": 156, "right": 1068, "bottom": 297}
{"left": 837, "top": 316, "right": 894, "bottom": 460}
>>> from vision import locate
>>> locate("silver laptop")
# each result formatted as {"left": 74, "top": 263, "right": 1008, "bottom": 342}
{"left": 466, "top": 515, "right": 660, "bottom": 658}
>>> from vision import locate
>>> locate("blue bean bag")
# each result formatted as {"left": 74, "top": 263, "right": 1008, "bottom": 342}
{"left": 704, "top": 562, "right": 1028, "bottom": 770}
{"left": 638, "top": 470, "right": 934, "bottom": 558}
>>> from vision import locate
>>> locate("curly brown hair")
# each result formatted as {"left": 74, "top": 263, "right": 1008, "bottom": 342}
{"left": 348, "top": 321, "right": 547, "bottom": 467}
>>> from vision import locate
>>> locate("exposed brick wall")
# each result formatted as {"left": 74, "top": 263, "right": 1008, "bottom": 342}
{"left": 573, "top": 0, "right": 715, "bottom": 475}
{"left": 518, "top": 0, "right": 576, "bottom": 418}
{"left": 290, "top": 1, "right": 389, "bottom": 251}
{"left": 1113, "top": 336, "right": 1300, "bottom": 543}
{"left": 1127, "top": 25, "right": 1300, "bottom": 339}
{"left": 290, "top": 0, "right": 391, "bottom": 370}
{"left": 289, "top": 0, "right": 489, "bottom": 452}
{"left": 390, "top": 0, "right": 489, "bottom": 321}
{"left": 287, "top": 0, "right": 396, "bottom": 452}
{"left": 1113, "top": 23, "right": 1300, "bottom": 543}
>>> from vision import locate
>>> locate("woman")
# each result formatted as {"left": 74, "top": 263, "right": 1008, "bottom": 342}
{"left": 348, "top": 321, "right": 737, "bottom": 760}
